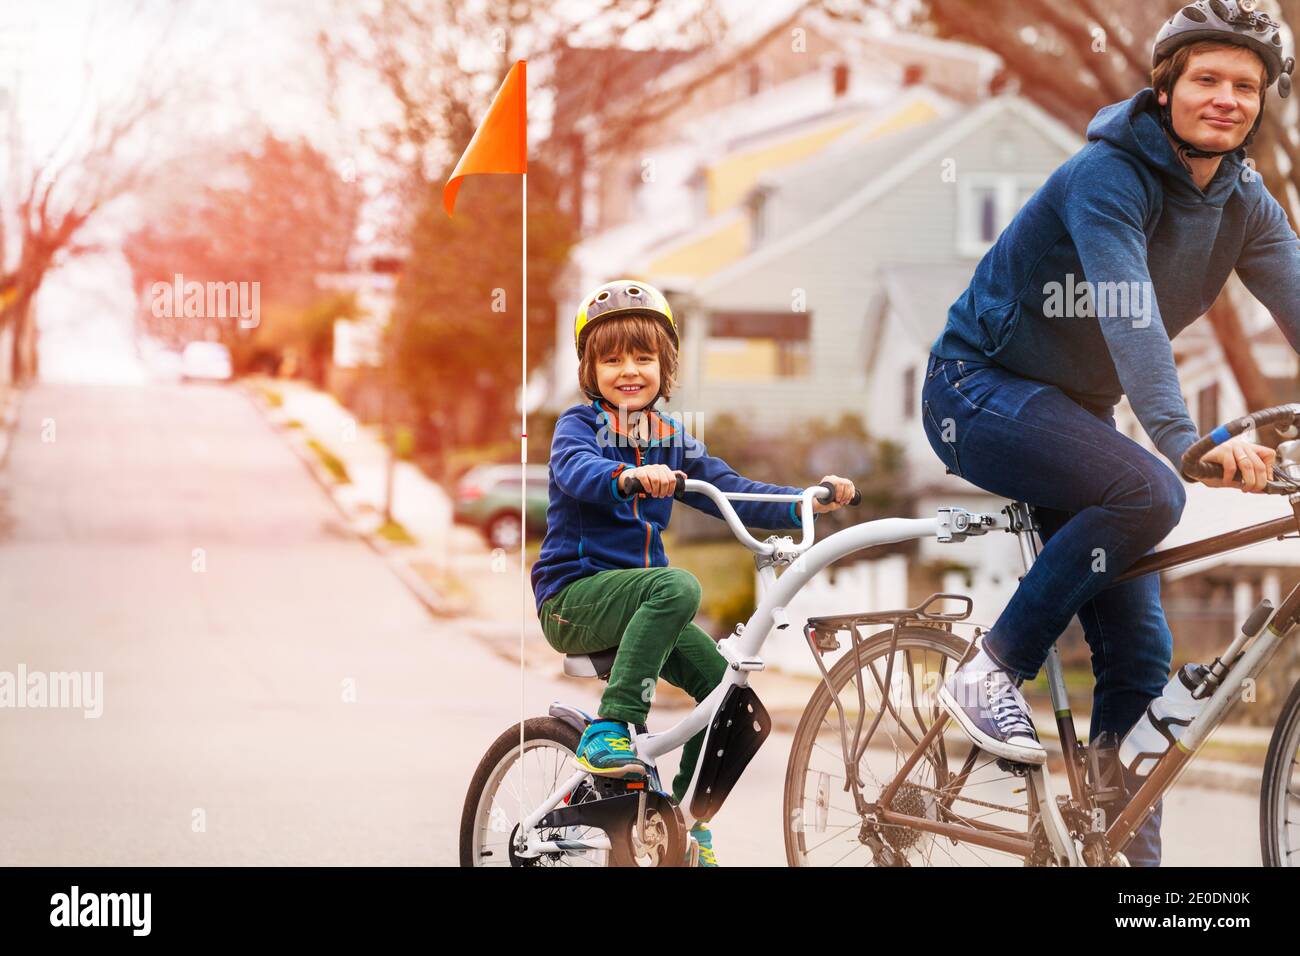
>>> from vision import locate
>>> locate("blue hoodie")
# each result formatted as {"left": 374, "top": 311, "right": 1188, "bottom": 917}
{"left": 932, "top": 89, "right": 1300, "bottom": 470}
{"left": 530, "top": 398, "right": 813, "bottom": 613}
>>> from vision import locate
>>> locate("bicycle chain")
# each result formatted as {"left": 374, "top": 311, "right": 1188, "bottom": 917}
{"left": 903, "top": 778, "right": 1030, "bottom": 817}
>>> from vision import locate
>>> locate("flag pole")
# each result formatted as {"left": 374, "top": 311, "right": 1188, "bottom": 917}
{"left": 514, "top": 167, "right": 520, "bottom": 827}
{"left": 440, "top": 56, "right": 529, "bottom": 852}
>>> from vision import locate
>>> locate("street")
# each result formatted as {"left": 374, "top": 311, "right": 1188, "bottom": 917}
{"left": 0, "top": 382, "right": 1262, "bottom": 866}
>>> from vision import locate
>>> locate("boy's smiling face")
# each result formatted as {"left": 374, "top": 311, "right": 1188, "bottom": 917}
{"left": 595, "top": 347, "right": 660, "bottom": 412}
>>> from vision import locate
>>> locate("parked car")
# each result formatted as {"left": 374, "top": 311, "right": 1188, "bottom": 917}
{"left": 180, "top": 341, "right": 233, "bottom": 382}
{"left": 453, "top": 464, "right": 549, "bottom": 550}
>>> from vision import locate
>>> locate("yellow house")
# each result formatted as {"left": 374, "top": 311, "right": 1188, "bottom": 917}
{"left": 637, "top": 91, "right": 948, "bottom": 381}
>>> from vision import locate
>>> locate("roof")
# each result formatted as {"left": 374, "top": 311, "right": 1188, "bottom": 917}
{"left": 755, "top": 93, "right": 952, "bottom": 235}
{"left": 696, "top": 94, "right": 1082, "bottom": 299}
{"left": 878, "top": 263, "right": 976, "bottom": 350}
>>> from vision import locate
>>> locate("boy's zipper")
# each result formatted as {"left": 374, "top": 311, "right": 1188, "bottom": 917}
{"left": 632, "top": 446, "right": 651, "bottom": 567}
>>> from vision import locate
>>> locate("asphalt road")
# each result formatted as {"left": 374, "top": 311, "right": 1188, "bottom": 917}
{"left": 0, "top": 382, "right": 1262, "bottom": 866}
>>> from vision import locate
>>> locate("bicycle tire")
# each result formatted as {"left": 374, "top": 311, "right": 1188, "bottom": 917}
{"left": 1260, "top": 678, "right": 1300, "bottom": 867}
{"left": 783, "top": 626, "right": 1036, "bottom": 867}
{"left": 459, "top": 716, "right": 596, "bottom": 867}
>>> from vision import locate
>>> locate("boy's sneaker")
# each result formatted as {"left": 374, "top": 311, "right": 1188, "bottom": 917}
{"left": 574, "top": 720, "right": 648, "bottom": 778}
{"left": 688, "top": 822, "right": 718, "bottom": 867}
{"left": 937, "top": 642, "right": 1046, "bottom": 766}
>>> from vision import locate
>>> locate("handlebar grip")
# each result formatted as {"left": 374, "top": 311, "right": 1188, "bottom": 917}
{"left": 818, "top": 481, "right": 862, "bottom": 506}
{"left": 621, "top": 473, "right": 688, "bottom": 500}
{"left": 1180, "top": 404, "right": 1300, "bottom": 493}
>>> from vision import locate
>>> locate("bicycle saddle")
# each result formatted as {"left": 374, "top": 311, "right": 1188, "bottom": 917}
{"left": 562, "top": 648, "right": 618, "bottom": 680}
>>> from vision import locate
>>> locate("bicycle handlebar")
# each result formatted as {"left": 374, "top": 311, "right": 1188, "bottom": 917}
{"left": 619, "top": 475, "right": 862, "bottom": 556}
{"left": 1180, "top": 403, "right": 1300, "bottom": 494}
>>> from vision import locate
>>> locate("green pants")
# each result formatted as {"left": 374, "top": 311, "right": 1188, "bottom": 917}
{"left": 539, "top": 567, "right": 728, "bottom": 804}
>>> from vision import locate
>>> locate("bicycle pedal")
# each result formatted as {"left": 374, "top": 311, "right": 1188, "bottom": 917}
{"left": 687, "top": 835, "right": 701, "bottom": 867}
{"left": 995, "top": 756, "right": 1031, "bottom": 775}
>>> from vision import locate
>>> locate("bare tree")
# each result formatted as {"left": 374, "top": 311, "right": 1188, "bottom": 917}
{"left": 0, "top": 2, "right": 201, "bottom": 383}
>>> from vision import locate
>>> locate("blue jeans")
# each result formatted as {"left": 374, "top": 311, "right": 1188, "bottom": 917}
{"left": 921, "top": 354, "right": 1186, "bottom": 866}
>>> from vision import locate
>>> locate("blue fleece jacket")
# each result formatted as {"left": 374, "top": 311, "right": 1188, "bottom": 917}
{"left": 530, "top": 398, "right": 813, "bottom": 613}
{"left": 932, "top": 88, "right": 1300, "bottom": 470}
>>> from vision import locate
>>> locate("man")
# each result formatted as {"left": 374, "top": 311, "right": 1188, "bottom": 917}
{"left": 922, "top": 0, "right": 1298, "bottom": 865}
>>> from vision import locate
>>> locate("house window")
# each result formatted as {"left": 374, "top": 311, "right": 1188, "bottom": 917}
{"left": 705, "top": 311, "right": 811, "bottom": 381}
{"left": 903, "top": 366, "right": 917, "bottom": 420}
{"left": 957, "top": 174, "right": 1044, "bottom": 259}
{"left": 1197, "top": 382, "right": 1220, "bottom": 436}
{"left": 747, "top": 188, "right": 768, "bottom": 247}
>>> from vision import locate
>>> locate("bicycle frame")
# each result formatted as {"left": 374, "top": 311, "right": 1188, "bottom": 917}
{"left": 516, "top": 482, "right": 987, "bottom": 857}
{"left": 873, "top": 499, "right": 1300, "bottom": 866}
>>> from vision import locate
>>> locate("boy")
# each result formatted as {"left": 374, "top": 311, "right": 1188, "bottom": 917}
{"left": 530, "top": 279, "right": 856, "bottom": 866}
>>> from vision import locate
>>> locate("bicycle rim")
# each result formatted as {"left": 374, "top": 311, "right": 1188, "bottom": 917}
{"left": 785, "top": 628, "right": 1035, "bottom": 867}
{"left": 472, "top": 739, "right": 609, "bottom": 867}
{"left": 1262, "top": 680, "right": 1300, "bottom": 866}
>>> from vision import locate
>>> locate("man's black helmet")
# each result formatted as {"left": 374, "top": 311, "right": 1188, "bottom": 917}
{"left": 1152, "top": 1, "right": 1295, "bottom": 158}
{"left": 1154, "top": 1, "right": 1294, "bottom": 97}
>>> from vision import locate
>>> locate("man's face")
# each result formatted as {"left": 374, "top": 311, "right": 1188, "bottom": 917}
{"left": 1159, "top": 47, "right": 1265, "bottom": 154}
{"left": 595, "top": 347, "right": 661, "bottom": 412}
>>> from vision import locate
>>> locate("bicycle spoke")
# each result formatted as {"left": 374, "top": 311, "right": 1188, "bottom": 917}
{"left": 793, "top": 633, "right": 1032, "bottom": 868}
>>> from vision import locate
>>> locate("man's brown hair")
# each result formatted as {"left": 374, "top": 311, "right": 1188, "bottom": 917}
{"left": 578, "top": 314, "right": 679, "bottom": 403}
{"left": 1151, "top": 39, "right": 1268, "bottom": 96}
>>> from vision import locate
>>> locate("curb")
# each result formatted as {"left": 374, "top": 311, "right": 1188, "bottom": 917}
{"left": 239, "top": 381, "right": 456, "bottom": 618}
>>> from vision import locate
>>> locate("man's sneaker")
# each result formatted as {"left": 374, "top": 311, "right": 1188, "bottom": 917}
{"left": 937, "top": 643, "right": 1047, "bottom": 765}
{"left": 688, "top": 821, "right": 718, "bottom": 867}
{"left": 574, "top": 720, "right": 648, "bottom": 778}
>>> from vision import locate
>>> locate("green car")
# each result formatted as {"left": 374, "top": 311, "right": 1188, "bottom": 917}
{"left": 453, "top": 464, "right": 550, "bottom": 550}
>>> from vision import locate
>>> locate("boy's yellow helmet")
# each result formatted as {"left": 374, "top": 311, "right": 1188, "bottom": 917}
{"left": 573, "top": 279, "right": 679, "bottom": 358}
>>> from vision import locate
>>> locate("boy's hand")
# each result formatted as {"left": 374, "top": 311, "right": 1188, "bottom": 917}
{"left": 620, "top": 464, "right": 685, "bottom": 498}
{"left": 812, "top": 475, "right": 856, "bottom": 514}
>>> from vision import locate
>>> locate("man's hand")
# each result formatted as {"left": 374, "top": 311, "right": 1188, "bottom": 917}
{"left": 619, "top": 464, "right": 685, "bottom": 498}
{"left": 1197, "top": 438, "right": 1276, "bottom": 493}
{"left": 812, "top": 474, "right": 857, "bottom": 514}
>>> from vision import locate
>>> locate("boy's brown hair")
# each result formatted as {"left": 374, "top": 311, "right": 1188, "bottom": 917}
{"left": 579, "top": 314, "right": 679, "bottom": 402}
{"left": 1151, "top": 39, "right": 1268, "bottom": 97}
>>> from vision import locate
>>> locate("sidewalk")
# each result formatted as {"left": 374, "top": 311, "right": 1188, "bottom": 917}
{"left": 256, "top": 378, "right": 453, "bottom": 551}
{"left": 243, "top": 377, "right": 546, "bottom": 636}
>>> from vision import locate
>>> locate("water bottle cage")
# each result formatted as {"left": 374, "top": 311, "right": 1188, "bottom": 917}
{"left": 1084, "top": 732, "right": 1126, "bottom": 805}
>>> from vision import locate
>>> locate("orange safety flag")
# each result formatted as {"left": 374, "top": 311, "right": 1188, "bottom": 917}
{"left": 443, "top": 59, "right": 528, "bottom": 217}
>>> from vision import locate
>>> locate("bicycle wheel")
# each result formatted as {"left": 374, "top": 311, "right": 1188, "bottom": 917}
{"left": 1261, "top": 678, "right": 1300, "bottom": 866}
{"left": 783, "top": 626, "right": 1037, "bottom": 866}
{"left": 459, "top": 717, "right": 609, "bottom": 867}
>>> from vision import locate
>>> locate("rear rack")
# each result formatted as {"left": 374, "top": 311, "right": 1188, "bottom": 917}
{"left": 799, "top": 592, "right": 978, "bottom": 812}
{"left": 804, "top": 592, "right": 973, "bottom": 652}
